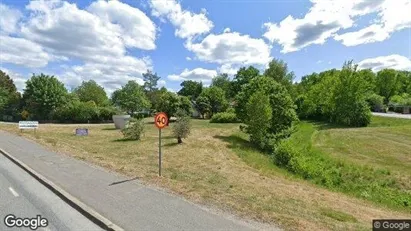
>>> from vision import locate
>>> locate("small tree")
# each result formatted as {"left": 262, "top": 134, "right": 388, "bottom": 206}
{"left": 172, "top": 109, "right": 191, "bottom": 144}
{"left": 122, "top": 119, "right": 145, "bottom": 140}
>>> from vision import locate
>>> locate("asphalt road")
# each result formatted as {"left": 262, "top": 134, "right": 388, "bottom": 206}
{"left": 372, "top": 112, "right": 411, "bottom": 119}
{"left": 0, "top": 155, "right": 103, "bottom": 231}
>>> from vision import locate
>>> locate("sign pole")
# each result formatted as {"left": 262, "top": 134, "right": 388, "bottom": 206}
{"left": 159, "top": 128, "right": 162, "bottom": 176}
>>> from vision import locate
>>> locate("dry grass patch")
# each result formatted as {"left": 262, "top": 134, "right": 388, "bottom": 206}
{"left": 1, "top": 119, "right": 409, "bottom": 231}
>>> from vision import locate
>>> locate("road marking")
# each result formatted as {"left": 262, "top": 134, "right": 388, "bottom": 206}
{"left": 8, "top": 187, "right": 19, "bottom": 197}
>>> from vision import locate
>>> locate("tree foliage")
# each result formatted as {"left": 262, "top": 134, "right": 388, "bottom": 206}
{"left": 23, "top": 74, "right": 68, "bottom": 120}
{"left": 199, "top": 86, "right": 228, "bottom": 116}
{"left": 73, "top": 80, "right": 108, "bottom": 106}
{"left": 178, "top": 80, "right": 203, "bottom": 100}
{"left": 172, "top": 109, "right": 191, "bottom": 144}
{"left": 264, "top": 59, "right": 295, "bottom": 95}
{"left": 143, "top": 70, "right": 161, "bottom": 93}
{"left": 376, "top": 69, "right": 401, "bottom": 103}
{"left": 195, "top": 95, "right": 211, "bottom": 118}
{"left": 0, "top": 70, "right": 21, "bottom": 119}
{"left": 211, "top": 73, "right": 232, "bottom": 98}
{"left": 111, "top": 81, "right": 150, "bottom": 115}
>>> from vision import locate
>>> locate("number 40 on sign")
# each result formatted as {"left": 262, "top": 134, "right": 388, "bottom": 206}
{"left": 154, "top": 112, "right": 168, "bottom": 176}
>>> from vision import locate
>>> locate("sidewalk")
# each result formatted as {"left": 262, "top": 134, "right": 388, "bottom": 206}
{"left": 0, "top": 131, "right": 263, "bottom": 231}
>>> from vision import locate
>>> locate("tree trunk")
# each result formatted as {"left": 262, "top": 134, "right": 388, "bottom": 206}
{"left": 177, "top": 136, "right": 182, "bottom": 144}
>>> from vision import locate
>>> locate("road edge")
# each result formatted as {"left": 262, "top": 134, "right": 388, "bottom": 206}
{"left": 0, "top": 148, "right": 124, "bottom": 231}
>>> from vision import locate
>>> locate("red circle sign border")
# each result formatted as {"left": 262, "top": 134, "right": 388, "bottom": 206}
{"left": 154, "top": 112, "right": 168, "bottom": 129}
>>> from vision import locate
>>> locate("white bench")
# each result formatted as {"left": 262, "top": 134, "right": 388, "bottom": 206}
{"left": 19, "top": 121, "right": 39, "bottom": 132}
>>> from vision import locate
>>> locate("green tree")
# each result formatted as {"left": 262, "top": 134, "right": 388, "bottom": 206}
{"left": 195, "top": 95, "right": 211, "bottom": 118}
{"left": 172, "top": 109, "right": 191, "bottom": 144}
{"left": 231, "top": 66, "right": 260, "bottom": 96}
{"left": 244, "top": 91, "right": 272, "bottom": 149}
{"left": 236, "top": 76, "right": 298, "bottom": 151}
{"left": 156, "top": 91, "right": 180, "bottom": 120}
{"left": 112, "top": 81, "right": 151, "bottom": 115}
{"left": 211, "top": 73, "right": 232, "bottom": 98}
{"left": 0, "top": 70, "right": 21, "bottom": 119}
{"left": 264, "top": 59, "right": 295, "bottom": 94}
{"left": 179, "top": 96, "right": 193, "bottom": 116}
{"left": 143, "top": 70, "right": 161, "bottom": 93}
{"left": 177, "top": 80, "right": 203, "bottom": 100}
{"left": 73, "top": 80, "right": 109, "bottom": 106}
{"left": 376, "top": 69, "right": 401, "bottom": 103}
{"left": 199, "top": 86, "right": 228, "bottom": 116}
{"left": 23, "top": 73, "right": 68, "bottom": 120}
{"left": 332, "top": 61, "right": 371, "bottom": 127}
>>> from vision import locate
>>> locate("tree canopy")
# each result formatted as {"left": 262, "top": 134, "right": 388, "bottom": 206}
{"left": 178, "top": 80, "right": 203, "bottom": 100}
{"left": 111, "top": 81, "right": 151, "bottom": 115}
{"left": 73, "top": 80, "right": 109, "bottom": 106}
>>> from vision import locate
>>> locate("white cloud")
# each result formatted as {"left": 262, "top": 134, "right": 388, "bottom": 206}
{"left": 1, "top": 68, "right": 27, "bottom": 92}
{"left": 218, "top": 64, "right": 239, "bottom": 76}
{"left": 158, "top": 79, "right": 166, "bottom": 87}
{"left": 334, "top": 24, "right": 390, "bottom": 46}
{"left": 358, "top": 54, "right": 411, "bottom": 72}
{"left": 0, "top": 0, "right": 158, "bottom": 93}
{"left": 335, "top": 0, "right": 411, "bottom": 46}
{"left": 168, "top": 68, "right": 217, "bottom": 83}
{"left": 186, "top": 32, "right": 272, "bottom": 66}
{"left": 87, "top": 0, "right": 156, "bottom": 50}
{"left": 185, "top": 56, "right": 192, "bottom": 61}
{"left": 223, "top": 27, "right": 231, "bottom": 33}
{"left": 262, "top": 0, "right": 409, "bottom": 52}
{"left": 149, "top": 0, "right": 213, "bottom": 39}
{"left": 0, "top": 3, "right": 22, "bottom": 34}
{"left": 0, "top": 35, "right": 54, "bottom": 67}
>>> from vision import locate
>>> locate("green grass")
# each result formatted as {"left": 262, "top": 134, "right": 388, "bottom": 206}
{"left": 369, "top": 116, "right": 411, "bottom": 127}
{"left": 320, "top": 208, "right": 358, "bottom": 222}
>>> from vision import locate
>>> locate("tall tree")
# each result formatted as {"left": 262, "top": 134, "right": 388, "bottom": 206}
{"left": 112, "top": 81, "right": 151, "bottom": 115}
{"left": 199, "top": 86, "right": 228, "bottom": 116}
{"left": 264, "top": 59, "right": 295, "bottom": 95}
{"left": 376, "top": 69, "right": 401, "bottom": 103}
{"left": 178, "top": 80, "right": 203, "bottom": 100}
{"left": 23, "top": 74, "right": 68, "bottom": 120}
{"left": 143, "top": 70, "right": 161, "bottom": 93}
{"left": 73, "top": 80, "right": 109, "bottom": 106}
{"left": 0, "top": 70, "right": 21, "bottom": 119}
{"left": 231, "top": 66, "right": 260, "bottom": 96}
{"left": 211, "top": 73, "right": 232, "bottom": 98}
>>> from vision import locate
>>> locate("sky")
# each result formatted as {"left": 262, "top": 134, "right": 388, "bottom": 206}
{"left": 0, "top": 0, "right": 410, "bottom": 95}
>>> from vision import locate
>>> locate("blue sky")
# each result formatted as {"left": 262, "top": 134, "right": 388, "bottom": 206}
{"left": 0, "top": 0, "right": 410, "bottom": 94}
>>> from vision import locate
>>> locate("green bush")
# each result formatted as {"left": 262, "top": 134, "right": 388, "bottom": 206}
{"left": 366, "top": 93, "right": 384, "bottom": 112}
{"left": 172, "top": 109, "right": 191, "bottom": 143}
{"left": 99, "top": 106, "right": 120, "bottom": 121}
{"left": 210, "top": 112, "right": 239, "bottom": 123}
{"left": 122, "top": 119, "right": 144, "bottom": 140}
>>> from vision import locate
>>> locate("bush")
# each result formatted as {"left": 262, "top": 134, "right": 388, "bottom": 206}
{"left": 122, "top": 119, "right": 144, "bottom": 140}
{"left": 172, "top": 109, "right": 191, "bottom": 143}
{"left": 210, "top": 112, "right": 239, "bottom": 123}
{"left": 366, "top": 93, "right": 384, "bottom": 112}
{"left": 99, "top": 106, "right": 120, "bottom": 121}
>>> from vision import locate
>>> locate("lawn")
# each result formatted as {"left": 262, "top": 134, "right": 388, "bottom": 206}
{"left": 0, "top": 116, "right": 410, "bottom": 231}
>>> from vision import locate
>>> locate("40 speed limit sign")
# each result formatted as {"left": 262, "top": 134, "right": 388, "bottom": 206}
{"left": 154, "top": 112, "right": 168, "bottom": 129}
{"left": 154, "top": 112, "right": 168, "bottom": 177}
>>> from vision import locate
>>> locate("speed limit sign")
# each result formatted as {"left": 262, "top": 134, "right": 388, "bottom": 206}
{"left": 154, "top": 112, "right": 168, "bottom": 129}
{"left": 154, "top": 112, "right": 168, "bottom": 177}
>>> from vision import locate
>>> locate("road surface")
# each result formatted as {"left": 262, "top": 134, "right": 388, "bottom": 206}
{"left": 372, "top": 112, "right": 411, "bottom": 119}
{"left": 0, "top": 154, "right": 102, "bottom": 231}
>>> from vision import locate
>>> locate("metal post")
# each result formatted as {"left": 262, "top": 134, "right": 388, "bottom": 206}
{"left": 159, "top": 128, "right": 162, "bottom": 176}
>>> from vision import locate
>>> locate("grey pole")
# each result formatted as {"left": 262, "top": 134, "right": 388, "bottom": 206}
{"left": 159, "top": 128, "right": 162, "bottom": 176}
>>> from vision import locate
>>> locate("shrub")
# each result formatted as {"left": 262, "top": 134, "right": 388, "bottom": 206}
{"left": 99, "top": 106, "right": 120, "bottom": 121}
{"left": 172, "top": 109, "right": 191, "bottom": 144}
{"left": 366, "top": 93, "right": 384, "bottom": 112}
{"left": 122, "top": 119, "right": 144, "bottom": 140}
{"left": 210, "top": 112, "right": 239, "bottom": 123}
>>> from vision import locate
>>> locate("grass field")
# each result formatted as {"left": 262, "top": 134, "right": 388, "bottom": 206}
{"left": 1, "top": 116, "right": 410, "bottom": 230}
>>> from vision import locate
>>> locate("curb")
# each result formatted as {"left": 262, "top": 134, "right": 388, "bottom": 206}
{"left": 0, "top": 148, "right": 124, "bottom": 231}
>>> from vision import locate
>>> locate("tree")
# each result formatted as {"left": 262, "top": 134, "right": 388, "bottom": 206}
{"left": 195, "top": 95, "right": 211, "bottom": 118}
{"left": 264, "top": 59, "right": 294, "bottom": 87}
{"left": 244, "top": 91, "right": 272, "bottom": 150}
{"left": 0, "top": 70, "right": 21, "bottom": 119}
{"left": 172, "top": 109, "right": 191, "bottom": 144}
{"left": 179, "top": 96, "right": 193, "bottom": 116}
{"left": 236, "top": 76, "right": 298, "bottom": 151}
{"left": 231, "top": 66, "right": 260, "bottom": 96}
{"left": 211, "top": 73, "right": 232, "bottom": 98}
{"left": 73, "top": 80, "right": 109, "bottom": 106}
{"left": 143, "top": 70, "right": 161, "bottom": 93}
{"left": 156, "top": 91, "right": 180, "bottom": 120}
{"left": 199, "top": 86, "right": 228, "bottom": 116}
{"left": 112, "top": 81, "right": 151, "bottom": 115}
{"left": 23, "top": 74, "right": 68, "bottom": 120}
{"left": 376, "top": 69, "right": 401, "bottom": 103}
{"left": 178, "top": 80, "right": 203, "bottom": 100}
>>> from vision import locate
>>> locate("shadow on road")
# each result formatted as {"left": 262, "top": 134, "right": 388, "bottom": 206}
{"left": 109, "top": 177, "right": 139, "bottom": 186}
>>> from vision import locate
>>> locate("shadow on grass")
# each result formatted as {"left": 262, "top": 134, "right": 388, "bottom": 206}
{"left": 112, "top": 138, "right": 137, "bottom": 142}
{"left": 306, "top": 120, "right": 351, "bottom": 131}
{"left": 102, "top": 127, "right": 117, "bottom": 131}
{"left": 163, "top": 142, "right": 180, "bottom": 147}
{"left": 213, "top": 134, "right": 257, "bottom": 151}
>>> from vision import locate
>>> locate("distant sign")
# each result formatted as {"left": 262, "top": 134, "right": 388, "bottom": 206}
{"left": 19, "top": 121, "right": 39, "bottom": 131}
{"left": 154, "top": 112, "right": 168, "bottom": 129}
{"left": 75, "top": 128, "right": 89, "bottom": 136}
